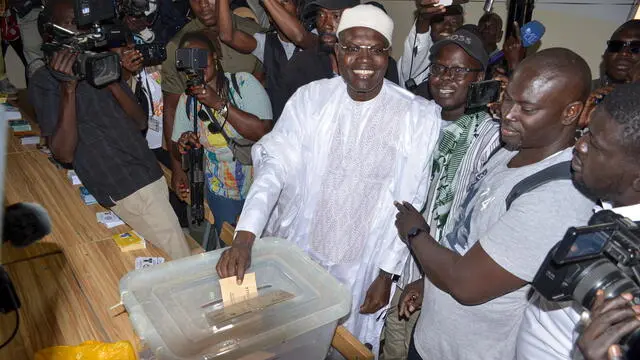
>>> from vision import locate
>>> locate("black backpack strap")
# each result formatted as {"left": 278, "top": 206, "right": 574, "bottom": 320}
{"left": 231, "top": 73, "right": 242, "bottom": 99}
{"left": 505, "top": 161, "right": 572, "bottom": 210}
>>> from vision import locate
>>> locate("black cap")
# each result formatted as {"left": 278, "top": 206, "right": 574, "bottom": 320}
{"left": 429, "top": 28, "right": 489, "bottom": 70}
{"left": 303, "top": 0, "right": 359, "bottom": 17}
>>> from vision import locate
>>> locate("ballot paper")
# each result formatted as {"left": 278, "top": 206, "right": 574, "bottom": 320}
{"left": 20, "top": 136, "right": 40, "bottom": 145}
{"left": 67, "top": 170, "right": 82, "bottom": 185}
{"left": 218, "top": 273, "right": 258, "bottom": 307}
{"left": 135, "top": 257, "right": 165, "bottom": 270}
{"left": 96, "top": 211, "right": 124, "bottom": 228}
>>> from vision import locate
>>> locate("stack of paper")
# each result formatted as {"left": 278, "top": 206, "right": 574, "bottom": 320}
{"left": 2, "top": 104, "right": 21, "bottom": 121}
{"left": 8, "top": 119, "right": 31, "bottom": 132}
{"left": 20, "top": 136, "right": 40, "bottom": 145}
{"left": 79, "top": 186, "right": 97, "bottom": 205}
{"left": 113, "top": 231, "right": 146, "bottom": 252}
{"left": 67, "top": 170, "right": 82, "bottom": 185}
{"left": 96, "top": 211, "right": 125, "bottom": 229}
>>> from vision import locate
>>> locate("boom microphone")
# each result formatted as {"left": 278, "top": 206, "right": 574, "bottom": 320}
{"left": 3, "top": 202, "right": 52, "bottom": 248}
{"left": 489, "top": 20, "right": 546, "bottom": 65}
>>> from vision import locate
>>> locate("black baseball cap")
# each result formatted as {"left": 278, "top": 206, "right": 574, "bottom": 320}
{"left": 303, "top": 0, "right": 359, "bottom": 18}
{"left": 429, "top": 27, "right": 489, "bottom": 70}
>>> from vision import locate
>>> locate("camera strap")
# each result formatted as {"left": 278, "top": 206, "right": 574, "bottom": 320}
{"left": 505, "top": 161, "right": 572, "bottom": 210}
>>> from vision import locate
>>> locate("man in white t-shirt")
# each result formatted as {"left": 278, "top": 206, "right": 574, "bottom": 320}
{"left": 393, "top": 48, "right": 595, "bottom": 360}
{"left": 517, "top": 83, "right": 640, "bottom": 360}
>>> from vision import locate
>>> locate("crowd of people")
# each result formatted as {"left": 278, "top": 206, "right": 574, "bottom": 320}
{"left": 16, "top": 0, "right": 640, "bottom": 358}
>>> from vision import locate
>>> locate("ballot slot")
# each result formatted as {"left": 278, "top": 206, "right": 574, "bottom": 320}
{"left": 120, "top": 238, "right": 351, "bottom": 360}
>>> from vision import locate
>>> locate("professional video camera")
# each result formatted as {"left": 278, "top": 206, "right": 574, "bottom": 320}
{"left": 41, "top": 0, "right": 125, "bottom": 87}
{"left": 532, "top": 210, "right": 640, "bottom": 358}
{"left": 176, "top": 48, "right": 209, "bottom": 226}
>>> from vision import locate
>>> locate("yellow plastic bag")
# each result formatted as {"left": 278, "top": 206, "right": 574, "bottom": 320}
{"left": 34, "top": 340, "right": 136, "bottom": 360}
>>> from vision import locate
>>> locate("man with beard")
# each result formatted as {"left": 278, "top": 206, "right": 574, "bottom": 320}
{"left": 269, "top": 0, "right": 400, "bottom": 119}
{"left": 394, "top": 48, "right": 595, "bottom": 360}
{"left": 398, "top": 1, "right": 465, "bottom": 91}
{"left": 517, "top": 83, "right": 640, "bottom": 360}
{"left": 381, "top": 27, "right": 501, "bottom": 360}
{"left": 593, "top": 20, "right": 640, "bottom": 89}
{"left": 215, "top": 5, "right": 441, "bottom": 356}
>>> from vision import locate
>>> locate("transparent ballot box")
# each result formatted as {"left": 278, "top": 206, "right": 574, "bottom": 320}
{"left": 120, "top": 238, "right": 351, "bottom": 360}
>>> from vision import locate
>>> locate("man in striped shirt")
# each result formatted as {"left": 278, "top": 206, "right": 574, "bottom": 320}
{"left": 381, "top": 26, "right": 501, "bottom": 360}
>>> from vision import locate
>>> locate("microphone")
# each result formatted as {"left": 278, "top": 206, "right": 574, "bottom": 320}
{"left": 483, "top": 0, "right": 495, "bottom": 13}
{"left": 489, "top": 20, "right": 546, "bottom": 65}
{"left": 3, "top": 202, "right": 52, "bottom": 248}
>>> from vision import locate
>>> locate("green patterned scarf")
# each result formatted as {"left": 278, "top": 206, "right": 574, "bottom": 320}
{"left": 431, "top": 111, "right": 486, "bottom": 236}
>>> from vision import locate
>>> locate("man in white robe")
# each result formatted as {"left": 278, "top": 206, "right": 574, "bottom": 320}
{"left": 216, "top": 5, "right": 441, "bottom": 355}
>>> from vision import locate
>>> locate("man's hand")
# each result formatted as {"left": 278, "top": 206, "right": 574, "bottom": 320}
{"left": 50, "top": 49, "right": 78, "bottom": 86}
{"left": 190, "top": 84, "right": 226, "bottom": 110}
{"left": 487, "top": 69, "right": 509, "bottom": 120}
{"left": 121, "top": 49, "right": 144, "bottom": 75}
{"left": 394, "top": 201, "right": 429, "bottom": 244}
{"left": 171, "top": 167, "right": 190, "bottom": 201}
{"left": 415, "top": 0, "right": 446, "bottom": 16}
{"left": 178, "top": 131, "right": 201, "bottom": 154}
{"left": 399, "top": 277, "right": 424, "bottom": 319}
{"left": 578, "top": 290, "right": 640, "bottom": 360}
{"left": 216, "top": 231, "right": 256, "bottom": 284}
{"left": 503, "top": 22, "right": 526, "bottom": 71}
{"left": 579, "top": 86, "right": 614, "bottom": 129}
{"left": 360, "top": 271, "right": 393, "bottom": 314}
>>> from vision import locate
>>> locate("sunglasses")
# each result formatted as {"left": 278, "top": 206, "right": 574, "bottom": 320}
{"left": 606, "top": 40, "right": 640, "bottom": 54}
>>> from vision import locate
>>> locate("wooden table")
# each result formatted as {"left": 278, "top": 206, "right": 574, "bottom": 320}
{"left": 0, "top": 100, "right": 205, "bottom": 359}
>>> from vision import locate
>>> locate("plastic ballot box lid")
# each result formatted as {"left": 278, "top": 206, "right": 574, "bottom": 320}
{"left": 120, "top": 238, "right": 352, "bottom": 359}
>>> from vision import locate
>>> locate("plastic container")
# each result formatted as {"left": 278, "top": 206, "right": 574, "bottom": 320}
{"left": 120, "top": 238, "right": 351, "bottom": 360}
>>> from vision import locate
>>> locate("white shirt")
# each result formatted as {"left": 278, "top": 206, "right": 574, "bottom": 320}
{"left": 252, "top": 32, "right": 297, "bottom": 64}
{"left": 398, "top": 21, "right": 434, "bottom": 88}
{"left": 134, "top": 67, "right": 164, "bottom": 149}
{"left": 516, "top": 203, "right": 640, "bottom": 360}
{"left": 236, "top": 77, "right": 441, "bottom": 357}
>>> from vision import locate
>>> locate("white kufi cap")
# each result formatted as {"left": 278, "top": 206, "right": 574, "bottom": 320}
{"left": 336, "top": 4, "right": 394, "bottom": 47}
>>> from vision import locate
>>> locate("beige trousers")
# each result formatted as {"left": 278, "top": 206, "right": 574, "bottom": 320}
{"left": 111, "top": 177, "right": 191, "bottom": 259}
{"left": 380, "top": 285, "right": 421, "bottom": 360}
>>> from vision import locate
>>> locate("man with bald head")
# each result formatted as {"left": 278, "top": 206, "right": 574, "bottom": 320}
{"left": 594, "top": 20, "right": 640, "bottom": 88}
{"left": 394, "top": 48, "right": 595, "bottom": 360}
{"left": 215, "top": 4, "right": 441, "bottom": 355}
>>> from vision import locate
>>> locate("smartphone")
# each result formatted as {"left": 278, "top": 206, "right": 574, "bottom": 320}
{"left": 466, "top": 80, "right": 502, "bottom": 110}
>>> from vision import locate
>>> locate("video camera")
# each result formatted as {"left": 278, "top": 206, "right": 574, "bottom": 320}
{"left": 176, "top": 48, "right": 208, "bottom": 88}
{"left": 532, "top": 210, "right": 640, "bottom": 358}
{"left": 41, "top": 0, "right": 125, "bottom": 87}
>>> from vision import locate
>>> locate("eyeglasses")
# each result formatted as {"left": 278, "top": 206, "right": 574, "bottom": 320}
{"left": 337, "top": 43, "right": 390, "bottom": 57}
{"left": 606, "top": 40, "right": 640, "bottom": 54}
{"left": 429, "top": 63, "right": 484, "bottom": 79}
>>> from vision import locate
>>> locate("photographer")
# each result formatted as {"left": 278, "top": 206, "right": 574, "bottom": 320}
{"left": 517, "top": 83, "right": 640, "bottom": 360}
{"left": 171, "top": 31, "right": 272, "bottom": 237}
{"left": 29, "top": 0, "right": 191, "bottom": 260}
{"left": 393, "top": 48, "right": 595, "bottom": 360}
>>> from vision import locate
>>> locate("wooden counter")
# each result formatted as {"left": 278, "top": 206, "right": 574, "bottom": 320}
{"left": 0, "top": 99, "right": 205, "bottom": 358}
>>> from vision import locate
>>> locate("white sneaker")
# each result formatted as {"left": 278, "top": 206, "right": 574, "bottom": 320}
{"left": 0, "top": 78, "right": 18, "bottom": 95}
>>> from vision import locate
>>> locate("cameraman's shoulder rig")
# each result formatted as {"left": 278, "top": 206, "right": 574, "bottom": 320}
{"left": 186, "top": 74, "right": 254, "bottom": 166}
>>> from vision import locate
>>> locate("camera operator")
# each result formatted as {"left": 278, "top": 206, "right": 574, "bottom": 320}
{"left": 162, "top": 0, "right": 263, "bottom": 203}
{"left": 29, "top": 0, "right": 191, "bottom": 260}
{"left": 171, "top": 31, "right": 272, "bottom": 237}
{"left": 516, "top": 83, "right": 640, "bottom": 360}
{"left": 393, "top": 48, "right": 595, "bottom": 360}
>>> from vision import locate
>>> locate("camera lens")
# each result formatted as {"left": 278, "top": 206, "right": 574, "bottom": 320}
{"left": 572, "top": 259, "right": 640, "bottom": 358}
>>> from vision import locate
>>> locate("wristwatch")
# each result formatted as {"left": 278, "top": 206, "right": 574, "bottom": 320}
{"left": 215, "top": 101, "right": 229, "bottom": 119}
{"left": 406, "top": 226, "right": 428, "bottom": 247}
